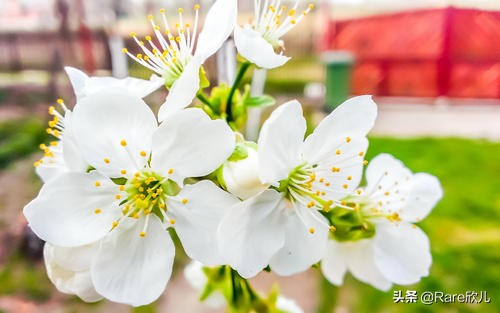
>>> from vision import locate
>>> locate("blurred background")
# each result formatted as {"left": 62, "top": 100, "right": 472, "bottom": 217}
{"left": 0, "top": 0, "right": 499, "bottom": 312}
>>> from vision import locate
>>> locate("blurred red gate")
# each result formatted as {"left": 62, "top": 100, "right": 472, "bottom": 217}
{"left": 322, "top": 7, "right": 500, "bottom": 98}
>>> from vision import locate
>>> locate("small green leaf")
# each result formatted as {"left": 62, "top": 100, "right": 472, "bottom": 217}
{"left": 244, "top": 95, "right": 276, "bottom": 108}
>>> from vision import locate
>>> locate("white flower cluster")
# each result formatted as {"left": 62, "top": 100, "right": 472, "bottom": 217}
{"left": 23, "top": 0, "right": 443, "bottom": 311}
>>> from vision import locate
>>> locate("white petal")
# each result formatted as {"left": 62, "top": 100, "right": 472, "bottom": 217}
{"left": 340, "top": 240, "right": 393, "bottom": 291}
{"left": 365, "top": 154, "right": 411, "bottom": 192}
{"left": 276, "top": 296, "right": 304, "bottom": 313}
{"left": 258, "top": 100, "right": 306, "bottom": 184}
{"left": 400, "top": 173, "right": 443, "bottom": 223}
{"left": 49, "top": 242, "right": 99, "bottom": 272}
{"left": 234, "top": 25, "right": 290, "bottom": 69}
{"left": 222, "top": 147, "right": 269, "bottom": 200}
{"left": 158, "top": 57, "right": 201, "bottom": 122}
{"left": 92, "top": 216, "right": 175, "bottom": 306}
{"left": 310, "top": 137, "right": 368, "bottom": 200}
{"left": 373, "top": 222, "right": 432, "bottom": 285}
{"left": 217, "top": 190, "right": 287, "bottom": 278}
{"left": 64, "top": 66, "right": 88, "bottom": 98}
{"left": 194, "top": 0, "right": 237, "bottom": 62}
{"left": 65, "top": 67, "right": 163, "bottom": 100}
{"left": 302, "top": 95, "right": 377, "bottom": 164}
{"left": 321, "top": 240, "right": 348, "bottom": 286}
{"left": 24, "top": 172, "right": 121, "bottom": 247}
{"left": 44, "top": 243, "right": 102, "bottom": 303}
{"left": 269, "top": 205, "right": 329, "bottom": 276}
{"left": 166, "top": 180, "right": 239, "bottom": 266}
{"left": 72, "top": 90, "right": 157, "bottom": 178}
{"left": 152, "top": 108, "right": 235, "bottom": 185}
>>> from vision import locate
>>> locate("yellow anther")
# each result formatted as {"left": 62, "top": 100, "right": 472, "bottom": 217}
{"left": 53, "top": 130, "right": 60, "bottom": 137}
{"left": 139, "top": 231, "right": 146, "bottom": 237}
{"left": 291, "top": 20, "right": 296, "bottom": 25}
{"left": 331, "top": 167, "right": 340, "bottom": 173}
{"left": 363, "top": 160, "right": 369, "bottom": 166}
{"left": 309, "top": 4, "right": 315, "bottom": 9}
{"left": 145, "top": 209, "right": 152, "bottom": 215}
{"left": 130, "top": 32, "right": 136, "bottom": 37}
{"left": 182, "top": 198, "right": 188, "bottom": 204}
{"left": 168, "top": 168, "right": 174, "bottom": 174}
{"left": 39, "top": 143, "right": 46, "bottom": 150}
{"left": 175, "top": 36, "right": 181, "bottom": 42}
{"left": 33, "top": 161, "right": 40, "bottom": 167}
{"left": 288, "top": 9, "right": 296, "bottom": 16}
{"left": 140, "top": 151, "right": 147, "bottom": 157}
{"left": 57, "top": 98, "right": 64, "bottom": 105}
{"left": 343, "top": 184, "right": 349, "bottom": 189}
{"left": 356, "top": 189, "right": 362, "bottom": 195}
{"left": 133, "top": 213, "right": 140, "bottom": 219}
{"left": 185, "top": 23, "right": 190, "bottom": 28}
{"left": 319, "top": 178, "right": 325, "bottom": 183}
{"left": 309, "top": 228, "right": 316, "bottom": 234}
{"left": 341, "top": 200, "right": 347, "bottom": 206}
{"left": 50, "top": 141, "right": 58, "bottom": 146}
{"left": 139, "top": 41, "right": 145, "bottom": 47}
{"left": 321, "top": 192, "right": 326, "bottom": 196}
{"left": 119, "top": 185, "right": 125, "bottom": 191}
{"left": 194, "top": 4, "right": 200, "bottom": 10}
{"left": 347, "top": 176, "right": 352, "bottom": 181}
{"left": 122, "top": 48, "right": 128, "bottom": 53}
{"left": 94, "top": 181, "right": 101, "bottom": 187}
{"left": 315, "top": 191, "right": 321, "bottom": 196}
{"left": 169, "top": 219, "right": 176, "bottom": 225}
{"left": 115, "top": 194, "right": 122, "bottom": 200}
{"left": 329, "top": 225, "right": 336, "bottom": 232}
{"left": 385, "top": 191, "right": 390, "bottom": 196}
{"left": 159, "top": 203, "right": 166, "bottom": 209}
{"left": 135, "top": 172, "right": 140, "bottom": 177}
{"left": 136, "top": 53, "right": 143, "bottom": 59}
{"left": 94, "top": 209, "right": 102, "bottom": 214}
{"left": 120, "top": 139, "right": 127, "bottom": 147}
{"left": 48, "top": 106, "right": 55, "bottom": 114}
{"left": 336, "top": 149, "right": 341, "bottom": 155}
{"left": 359, "top": 151, "right": 365, "bottom": 157}
{"left": 178, "top": 8, "right": 184, "bottom": 14}
{"left": 112, "top": 221, "right": 119, "bottom": 229}
{"left": 159, "top": 8, "right": 165, "bottom": 13}
{"left": 104, "top": 158, "right": 110, "bottom": 164}
{"left": 120, "top": 169, "right": 127, "bottom": 175}
{"left": 147, "top": 14, "right": 154, "bottom": 20}
{"left": 307, "top": 201, "right": 315, "bottom": 208}
{"left": 145, "top": 35, "right": 152, "bottom": 41}
{"left": 154, "top": 25, "right": 160, "bottom": 31}
{"left": 346, "top": 137, "right": 351, "bottom": 143}
{"left": 139, "top": 187, "right": 144, "bottom": 192}
{"left": 325, "top": 182, "right": 331, "bottom": 187}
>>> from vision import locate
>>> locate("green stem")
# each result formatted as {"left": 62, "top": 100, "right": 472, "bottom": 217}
{"left": 317, "top": 276, "right": 339, "bottom": 313}
{"left": 197, "top": 92, "right": 211, "bottom": 106}
{"left": 226, "top": 61, "right": 252, "bottom": 123}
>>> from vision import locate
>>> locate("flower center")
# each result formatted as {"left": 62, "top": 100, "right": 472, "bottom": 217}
{"left": 252, "top": 1, "right": 314, "bottom": 49}
{"left": 123, "top": 5, "right": 201, "bottom": 87}
{"left": 279, "top": 163, "right": 334, "bottom": 211}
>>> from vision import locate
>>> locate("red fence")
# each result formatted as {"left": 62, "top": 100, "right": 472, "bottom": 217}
{"left": 322, "top": 7, "right": 500, "bottom": 98}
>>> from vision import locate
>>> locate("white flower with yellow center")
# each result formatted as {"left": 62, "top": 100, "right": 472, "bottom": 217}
{"left": 234, "top": 1, "right": 314, "bottom": 69}
{"left": 34, "top": 99, "right": 87, "bottom": 182}
{"left": 124, "top": 0, "right": 237, "bottom": 121}
{"left": 24, "top": 90, "right": 238, "bottom": 306}
{"left": 321, "top": 154, "right": 443, "bottom": 291}
{"left": 218, "top": 96, "right": 377, "bottom": 278}
{"left": 44, "top": 243, "right": 102, "bottom": 303}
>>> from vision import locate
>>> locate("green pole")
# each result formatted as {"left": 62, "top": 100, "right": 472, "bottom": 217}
{"left": 322, "top": 51, "right": 355, "bottom": 112}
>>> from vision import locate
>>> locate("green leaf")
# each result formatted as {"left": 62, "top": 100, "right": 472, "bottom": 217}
{"left": 243, "top": 95, "right": 276, "bottom": 108}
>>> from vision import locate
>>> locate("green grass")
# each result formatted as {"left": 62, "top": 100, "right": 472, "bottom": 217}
{"left": 0, "top": 118, "right": 48, "bottom": 169}
{"left": 318, "top": 138, "right": 500, "bottom": 313}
